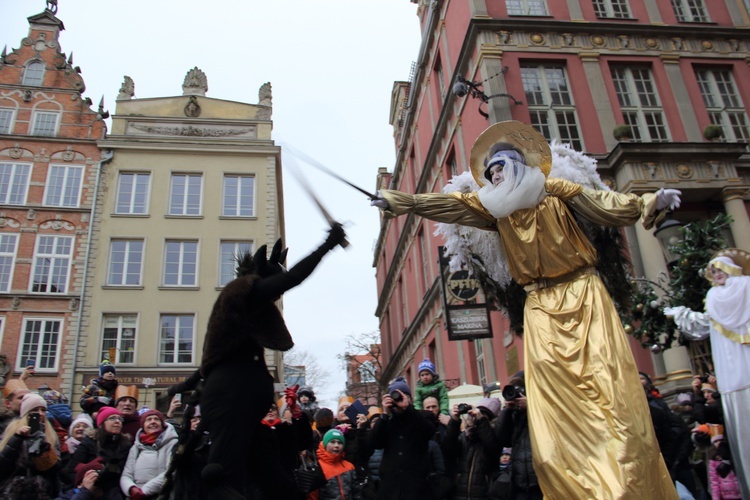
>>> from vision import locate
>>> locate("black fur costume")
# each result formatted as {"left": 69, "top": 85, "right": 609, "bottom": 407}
{"left": 166, "top": 226, "right": 345, "bottom": 499}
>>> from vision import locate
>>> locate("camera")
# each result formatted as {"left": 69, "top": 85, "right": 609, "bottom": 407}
{"left": 457, "top": 403, "right": 472, "bottom": 415}
{"left": 390, "top": 391, "right": 403, "bottom": 403}
{"left": 698, "top": 374, "right": 709, "bottom": 383}
{"left": 502, "top": 384, "right": 526, "bottom": 401}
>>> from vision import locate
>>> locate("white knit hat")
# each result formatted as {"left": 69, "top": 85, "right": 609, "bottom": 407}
{"left": 20, "top": 393, "right": 47, "bottom": 417}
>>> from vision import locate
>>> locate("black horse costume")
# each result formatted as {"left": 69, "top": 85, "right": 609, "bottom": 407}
{"left": 162, "top": 224, "right": 346, "bottom": 499}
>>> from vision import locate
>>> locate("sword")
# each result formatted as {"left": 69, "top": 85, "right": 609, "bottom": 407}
{"left": 285, "top": 155, "right": 350, "bottom": 249}
{"left": 281, "top": 142, "right": 379, "bottom": 200}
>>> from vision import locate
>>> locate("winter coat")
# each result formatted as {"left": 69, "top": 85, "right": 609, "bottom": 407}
{"left": 0, "top": 431, "right": 62, "bottom": 496}
{"left": 65, "top": 430, "right": 131, "bottom": 496}
{"left": 443, "top": 417, "right": 502, "bottom": 500}
{"left": 80, "top": 377, "right": 118, "bottom": 416}
{"left": 311, "top": 441, "right": 360, "bottom": 500}
{"left": 494, "top": 408, "right": 537, "bottom": 492}
{"left": 170, "top": 430, "right": 210, "bottom": 500}
{"left": 413, "top": 378, "right": 449, "bottom": 415}
{"left": 368, "top": 406, "right": 434, "bottom": 500}
{"left": 119, "top": 414, "right": 141, "bottom": 444}
{"left": 120, "top": 424, "right": 178, "bottom": 497}
{"left": 709, "top": 459, "right": 742, "bottom": 499}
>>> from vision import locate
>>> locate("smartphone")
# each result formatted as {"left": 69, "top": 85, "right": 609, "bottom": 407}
{"left": 344, "top": 399, "right": 367, "bottom": 422}
{"left": 28, "top": 412, "right": 41, "bottom": 434}
{"left": 25, "top": 359, "right": 35, "bottom": 371}
{"left": 174, "top": 393, "right": 182, "bottom": 403}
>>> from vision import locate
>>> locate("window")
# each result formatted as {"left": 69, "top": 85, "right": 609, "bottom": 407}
{"left": 506, "top": 0, "right": 548, "bottom": 15}
{"left": 358, "top": 360, "right": 377, "bottom": 383}
{"left": 475, "top": 339, "right": 488, "bottom": 386}
{"left": 611, "top": 66, "right": 669, "bottom": 142}
{"left": 0, "top": 162, "right": 31, "bottom": 205}
{"left": 219, "top": 241, "right": 253, "bottom": 286}
{"left": 22, "top": 61, "right": 45, "bottom": 86}
{"left": 159, "top": 314, "right": 195, "bottom": 364}
{"left": 434, "top": 58, "right": 446, "bottom": 99}
{"left": 108, "top": 240, "right": 144, "bottom": 286}
{"left": 522, "top": 64, "right": 584, "bottom": 150}
{"left": 31, "top": 111, "right": 59, "bottom": 137}
{"left": 0, "top": 234, "right": 19, "bottom": 293}
{"left": 695, "top": 68, "right": 750, "bottom": 142}
{"left": 18, "top": 318, "right": 61, "bottom": 372}
{"left": 222, "top": 175, "right": 255, "bottom": 217}
{"left": 0, "top": 108, "right": 15, "bottom": 134}
{"left": 30, "top": 235, "right": 73, "bottom": 294}
{"left": 169, "top": 174, "right": 202, "bottom": 216}
{"left": 115, "top": 173, "right": 151, "bottom": 214}
{"left": 671, "top": 0, "right": 709, "bottom": 22}
{"left": 101, "top": 314, "right": 137, "bottom": 364}
{"left": 163, "top": 240, "right": 198, "bottom": 286}
{"left": 44, "top": 165, "right": 83, "bottom": 207}
{"left": 593, "top": 0, "right": 631, "bottom": 18}
{"left": 418, "top": 230, "right": 430, "bottom": 295}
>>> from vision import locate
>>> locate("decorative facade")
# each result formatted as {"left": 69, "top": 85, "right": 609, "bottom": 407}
{"left": 375, "top": 0, "right": 750, "bottom": 395}
{"left": 0, "top": 7, "right": 107, "bottom": 397}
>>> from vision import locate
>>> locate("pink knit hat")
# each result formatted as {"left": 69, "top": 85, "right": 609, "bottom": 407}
{"left": 96, "top": 407, "right": 122, "bottom": 427}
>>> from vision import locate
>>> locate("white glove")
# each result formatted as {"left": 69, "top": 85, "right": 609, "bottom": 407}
{"left": 663, "top": 306, "right": 686, "bottom": 318}
{"left": 370, "top": 191, "right": 390, "bottom": 210}
{"left": 655, "top": 188, "right": 681, "bottom": 211}
{"left": 97, "top": 396, "right": 112, "bottom": 405}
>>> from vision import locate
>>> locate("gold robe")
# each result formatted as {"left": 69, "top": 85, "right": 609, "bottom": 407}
{"left": 381, "top": 178, "right": 677, "bottom": 499}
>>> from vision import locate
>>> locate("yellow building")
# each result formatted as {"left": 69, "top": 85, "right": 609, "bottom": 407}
{"left": 72, "top": 69, "right": 285, "bottom": 410}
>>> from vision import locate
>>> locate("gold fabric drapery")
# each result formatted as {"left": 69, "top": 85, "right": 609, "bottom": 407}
{"left": 381, "top": 178, "right": 676, "bottom": 499}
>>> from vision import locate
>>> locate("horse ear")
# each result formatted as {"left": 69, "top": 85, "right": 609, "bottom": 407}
{"left": 269, "top": 239, "right": 283, "bottom": 265}
{"left": 253, "top": 244, "right": 268, "bottom": 273}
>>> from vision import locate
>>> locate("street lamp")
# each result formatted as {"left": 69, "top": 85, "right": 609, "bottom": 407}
{"left": 452, "top": 73, "right": 522, "bottom": 118}
{"left": 654, "top": 213, "right": 685, "bottom": 267}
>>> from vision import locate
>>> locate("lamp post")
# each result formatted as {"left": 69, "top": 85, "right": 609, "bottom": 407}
{"left": 653, "top": 213, "right": 685, "bottom": 268}
{"left": 142, "top": 377, "right": 155, "bottom": 411}
{"left": 452, "top": 73, "right": 523, "bottom": 118}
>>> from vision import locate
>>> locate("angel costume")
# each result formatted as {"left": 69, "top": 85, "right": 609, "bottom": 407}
{"left": 667, "top": 252, "right": 750, "bottom": 499}
{"left": 377, "top": 122, "right": 677, "bottom": 499}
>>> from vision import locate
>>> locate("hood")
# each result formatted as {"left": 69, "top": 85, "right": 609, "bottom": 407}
{"left": 135, "top": 422, "right": 178, "bottom": 450}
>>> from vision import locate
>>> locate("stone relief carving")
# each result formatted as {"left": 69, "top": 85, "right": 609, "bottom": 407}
{"left": 9, "top": 148, "right": 22, "bottom": 159}
{"left": 69, "top": 298, "right": 79, "bottom": 311}
{"left": 40, "top": 220, "right": 74, "bottom": 231}
{"left": 0, "top": 218, "right": 20, "bottom": 228}
{"left": 183, "top": 67, "right": 208, "bottom": 96}
{"left": 129, "top": 123, "right": 254, "bottom": 137}
{"left": 184, "top": 96, "right": 201, "bottom": 118}
{"left": 118, "top": 76, "right": 135, "bottom": 100}
{"left": 11, "top": 297, "right": 20, "bottom": 310}
{"left": 675, "top": 164, "right": 693, "bottom": 179}
{"left": 259, "top": 82, "right": 272, "bottom": 106}
{"left": 256, "top": 107, "right": 272, "bottom": 120}
{"left": 27, "top": 209, "right": 36, "bottom": 220}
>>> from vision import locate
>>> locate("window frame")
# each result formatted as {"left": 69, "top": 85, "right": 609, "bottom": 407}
{"left": 168, "top": 173, "right": 203, "bottom": 216}
{"left": 107, "top": 239, "right": 145, "bottom": 287}
{"left": 671, "top": 0, "right": 710, "bottom": 22}
{"left": 16, "top": 317, "right": 63, "bottom": 373}
{"left": 0, "top": 234, "right": 19, "bottom": 293}
{"left": 115, "top": 172, "right": 151, "bottom": 215}
{"left": 162, "top": 240, "right": 199, "bottom": 287}
{"left": 222, "top": 174, "right": 256, "bottom": 218}
{"left": 0, "top": 162, "right": 31, "bottom": 205}
{"left": 0, "top": 108, "right": 16, "bottom": 134}
{"left": 592, "top": 0, "right": 632, "bottom": 18}
{"left": 43, "top": 164, "right": 84, "bottom": 208}
{"left": 30, "top": 111, "right": 60, "bottom": 137}
{"left": 521, "top": 63, "right": 584, "bottom": 150}
{"left": 695, "top": 67, "right": 750, "bottom": 142}
{"left": 506, "top": 0, "right": 548, "bottom": 16}
{"left": 22, "top": 61, "right": 45, "bottom": 86}
{"left": 29, "top": 235, "right": 74, "bottom": 294}
{"left": 100, "top": 314, "right": 138, "bottom": 365}
{"left": 158, "top": 313, "right": 195, "bottom": 365}
{"left": 611, "top": 66, "right": 670, "bottom": 142}
{"left": 358, "top": 360, "right": 377, "bottom": 384}
{"left": 218, "top": 240, "right": 254, "bottom": 286}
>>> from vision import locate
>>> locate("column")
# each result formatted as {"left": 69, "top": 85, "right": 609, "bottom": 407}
{"left": 722, "top": 188, "right": 750, "bottom": 250}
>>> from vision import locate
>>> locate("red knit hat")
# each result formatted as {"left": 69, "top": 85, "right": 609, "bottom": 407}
{"left": 96, "top": 407, "right": 122, "bottom": 427}
{"left": 75, "top": 458, "right": 104, "bottom": 487}
{"left": 139, "top": 409, "right": 166, "bottom": 429}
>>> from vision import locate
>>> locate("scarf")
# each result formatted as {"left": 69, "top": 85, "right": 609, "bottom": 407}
{"left": 477, "top": 160, "right": 547, "bottom": 218}
{"left": 261, "top": 418, "right": 281, "bottom": 429}
{"left": 139, "top": 431, "right": 161, "bottom": 446}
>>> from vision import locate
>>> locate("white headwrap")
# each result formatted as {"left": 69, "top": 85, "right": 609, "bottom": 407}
{"left": 477, "top": 153, "right": 547, "bottom": 219}
{"left": 706, "top": 257, "right": 750, "bottom": 338}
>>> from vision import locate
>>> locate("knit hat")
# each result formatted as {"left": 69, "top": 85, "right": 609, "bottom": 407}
{"left": 74, "top": 459, "right": 104, "bottom": 488}
{"left": 417, "top": 359, "right": 437, "bottom": 376}
{"left": 322, "top": 429, "right": 345, "bottom": 447}
{"left": 387, "top": 377, "right": 412, "bottom": 397}
{"left": 20, "top": 394, "right": 47, "bottom": 417}
{"left": 501, "top": 447, "right": 512, "bottom": 456}
{"left": 42, "top": 389, "right": 69, "bottom": 405}
{"left": 139, "top": 409, "right": 166, "bottom": 429}
{"left": 96, "top": 407, "right": 122, "bottom": 427}
{"left": 701, "top": 383, "right": 717, "bottom": 394}
{"left": 675, "top": 393, "right": 692, "bottom": 405}
{"left": 314, "top": 408, "right": 334, "bottom": 429}
{"left": 297, "top": 386, "right": 315, "bottom": 400}
{"left": 476, "top": 397, "right": 502, "bottom": 418}
{"left": 69, "top": 413, "right": 93, "bottom": 436}
{"left": 99, "top": 361, "right": 116, "bottom": 377}
{"left": 711, "top": 434, "right": 724, "bottom": 444}
{"left": 367, "top": 406, "right": 382, "bottom": 420}
{"left": 114, "top": 385, "right": 139, "bottom": 405}
{"left": 2, "top": 379, "right": 29, "bottom": 399}
{"left": 338, "top": 396, "right": 354, "bottom": 411}
{"left": 692, "top": 424, "right": 710, "bottom": 435}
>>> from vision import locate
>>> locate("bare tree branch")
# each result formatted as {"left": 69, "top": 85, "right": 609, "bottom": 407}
{"left": 337, "top": 330, "right": 386, "bottom": 404}
{"left": 283, "top": 347, "right": 330, "bottom": 390}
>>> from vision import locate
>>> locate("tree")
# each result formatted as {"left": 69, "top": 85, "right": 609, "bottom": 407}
{"left": 337, "top": 330, "right": 385, "bottom": 404}
{"left": 283, "top": 347, "right": 330, "bottom": 390}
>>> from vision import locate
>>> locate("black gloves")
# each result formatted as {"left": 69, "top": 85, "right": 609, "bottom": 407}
{"left": 323, "top": 223, "right": 347, "bottom": 250}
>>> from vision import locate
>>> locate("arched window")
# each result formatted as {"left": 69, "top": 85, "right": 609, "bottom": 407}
{"left": 22, "top": 61, "right": 45, "bottom": 86}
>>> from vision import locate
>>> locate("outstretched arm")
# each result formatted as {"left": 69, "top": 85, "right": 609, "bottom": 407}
{"left": 664, "top": 306, "right": 710, "bottom": 341}
{"left": 375, "top": 190, "right": 496, "bottom": 230}
{"left": 252, "top": 223, "right": 346, "bottom": 301}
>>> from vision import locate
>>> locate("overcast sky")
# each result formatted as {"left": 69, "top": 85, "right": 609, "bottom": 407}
{"left": 1, "top": 0, "right": 422, "bottom": 408}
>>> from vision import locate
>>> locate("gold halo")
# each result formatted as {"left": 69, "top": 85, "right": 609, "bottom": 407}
{"left": 704, "top": 247, "right": 750, "bottom": 283}
{"left": 470, "top": 121, "right": 552, "bottom": 186}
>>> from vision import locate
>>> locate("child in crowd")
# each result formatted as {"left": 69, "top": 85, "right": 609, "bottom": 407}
{"left": 297, "top": 385, "right": 320, "bottom": 423}
{"left": 79, "top": 361, "right": 118, "bottom": 418}
{"left": 312, "top": 429, "right": 360, "bottom": 500}
{"left": 709, "top": 435, "right": 742, "bottom": 500}
{"left": 413, "top": 359, "right": 449, "bottom": 415}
